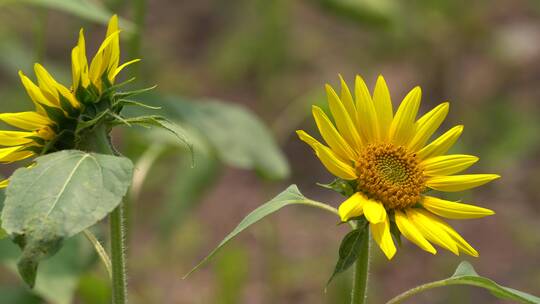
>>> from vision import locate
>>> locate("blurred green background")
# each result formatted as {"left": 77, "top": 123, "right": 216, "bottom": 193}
{"left": 0, "top": 0, "right": 539, "bottom": 303}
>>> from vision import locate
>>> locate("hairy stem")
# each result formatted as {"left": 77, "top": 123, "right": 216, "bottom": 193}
{"left": 351, "top": 227, "right": 370, "bottom": 304}
{"left": 110, "top": 204, "right": 128, "bottom": 304}
{"left": 82, "top": 124, "right": 128, "bottom": 304}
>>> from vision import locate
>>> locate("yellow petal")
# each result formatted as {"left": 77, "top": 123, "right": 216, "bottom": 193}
{"left": 372, "top": 75, "right": 393, "bottom": 140}
{"left": 338, "top": 74, "right": 358, "bottom": 127}
{"left": 421, "top": 154, "right": 479, "bottom": 176}
{"left": 312, "top": 106, "right": 356, "bottom": 161}
{"left": 89, "top": 30, "right": 121, "bottom": 87}
{"left": 0, "top": 150, "right": 34, "bottom": 163}
{"left": 325, "top": 84, "right": 363, "bottom": 149}
{"left": 422, "top": 196, "right": 495, "bottom": 219}
{"left": 389, "top": 86, "right": 421, "bottom": 145}
{"left": 338, "top": 192, "right": 367, "bottom": 222}
{"left": 355, "top": 75, "right": 380, "bottom": 142}
{"left": 408, "top": 102, "right": 449, "bottom": 151}
{"left": 0, "top": 130, "right": 36, "bottom": 146}
{"left": 0, "top": 112, "right": 52, "bottom": 130}
{"left": 426, "top": 174, "right": 500, "bottom": 192}
{"left": 0, "top": 179, "right": 9, "bottom": 188}
{"left": 395, "top": 210, "right": 436, "bottom": 254}
{"left": 105, "top": 15, "right": 120, "bottom": 77}
{"left": 371, "top": 217, "right": 396, "bottom": 259}
{"left": 434, "top": 218, "right": 479, "bottom": 257}
{"left": 296, "top": 130, "right": 357, "bottom": 180}
{"left": 296, "top": 130, "right": 319, "bottom": 147}
{"left": 406, "top": 209, "right": 459, "bottom": 255}
{"left": 0, "top": 146, "right": 24, "bottom": 162}
{"left": 417, "top": 125, "right": 463, "bottom": 160}
{"left": 363, "top": 199, "right": 386, "bottom": 224}
{"left": 34, "top": 63, "right": 61, "bottom": 102}
{"left": 72, "top": 29, "right": 89, "bottom": 90}
{"left": 56, "top": 84, "right": 80, "bottom": 109}
{"left": 19, "top": 71, "right": 56, "bottom": 112}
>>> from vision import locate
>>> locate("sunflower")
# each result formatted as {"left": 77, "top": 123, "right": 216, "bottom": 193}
{"left": 297, "top": 75, "right": 499, "bottom": 259}
{"left": 71, "top": 15, "right": 139, "bottom": 97}
{"left": 0, "top": 65, "right": 80, "bottom": 188}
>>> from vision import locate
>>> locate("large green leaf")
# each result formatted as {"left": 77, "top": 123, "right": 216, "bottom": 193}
{"left": 0, "top": 0, "right": 134, "bottom": 30}
{"left": 133, "top": 94, "right": 290, "bottom": 180}
{"left": 386, "top": 261, "right": 540, "bottom": 304}
{"left": 185, "top": 185, "right": 338, "bottom": 277}
{"left": 1, "top": 150, "right": 133, "bottom": 287}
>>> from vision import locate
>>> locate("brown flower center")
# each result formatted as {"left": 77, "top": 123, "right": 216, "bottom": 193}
{"left": 356, "top": 143, "right": 424, "bottom": 209}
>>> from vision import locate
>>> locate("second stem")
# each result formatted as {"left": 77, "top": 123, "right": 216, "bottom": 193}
{"left": 351, "top": 227, "right": 371, "bottom": 304}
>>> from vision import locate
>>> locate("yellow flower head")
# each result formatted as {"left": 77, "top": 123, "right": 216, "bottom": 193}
{"left": 297, "top": 75, "right": 500, "bottom": 259}
{"left": 1, "top": 15, "right": 141, "bottom": 188}
{"left": 71, "top": 15, "right": 139, "bottom": 95}
{"left": 0, "top": 65, "right": 81, "bottom": 187}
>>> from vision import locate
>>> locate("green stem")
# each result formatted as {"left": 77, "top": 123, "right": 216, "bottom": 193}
{"left": 80, "top": 124, "right": 128, "bottom": 304}
{"left": 350, "top": 227, "right": 370, "bottom": 304}
{"left": 384, "top": 280, "right": 448, "bottom": 304}
{"left": 110, "top": 204, "right": 128, "bottom": 304}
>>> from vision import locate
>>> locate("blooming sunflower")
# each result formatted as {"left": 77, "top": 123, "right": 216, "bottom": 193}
{"left": 71, "top": 15, "right": 139, "bottom": 98}
{"left": 0, "top": 15, "right": 135, "bottom": 189}
{"left": 297, "top": 75, "right": 499, "bottom": 259}
{"left": 0, "top": 65, "right": 80, "bottom": 188}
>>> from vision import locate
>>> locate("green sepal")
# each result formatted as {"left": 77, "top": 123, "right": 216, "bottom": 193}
{"left": 112, "top": 99, "right": 161, "bottom": 110}
{"left": 101, "top": 77, "right": 136, "bottom": 97}
{"left": 58, "top": 94, "right": 79, "bottom": 118}
{"left": 113, "top": 85, "right": 157, "bottom": 100}
{"left": 318, "top": 178, "right": 357, "bottom": 197}
{"left": 327, "top": 221, "right": 368, "bottom": 288}
{"left": 26, "top": 136, "right": 46, "bottom": 146}
{"left": 39, "top": 103, "right": 66, "bottom": 127}
{"left": 389, "top": 216, "right": 402, "bottom": 247}
{"left": 75, "top": 109, "right": 111, "bottom": 135}
{"left": 75, "top": 83, "right": 99, "bottom": 105}
{"left": 113, "top": 115, "right": 192, "bottom": 155}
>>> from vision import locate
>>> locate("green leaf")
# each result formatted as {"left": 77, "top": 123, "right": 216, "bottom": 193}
{"left": 133, "top": 94, "right": 290, "bottom": 180}
{"left": 1, "top": 150, "right": 133, "bottom": 287}
{"left": 1, "top": 0, "right": 134, "bottom": 31}
{"left": 386, "top": 261, "right": 540, "bottom": 304}
{"left": 327, "top": 227, "right": 368, "bottom": 287}
{"left": 0, "top": 235, "right": 95, "bottom": 304}
{"left": 185, "top": 185, "right": 338, "bottom": 277}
